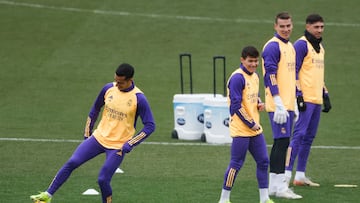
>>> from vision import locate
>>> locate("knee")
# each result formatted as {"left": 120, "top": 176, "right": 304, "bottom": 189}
{"left": 98, "top": 176, "right": 106, "bottom": 186}
{"left": 257, "top": 157, "right": 269, "bottom": 170}
{"left": 229, "top": 160, "right": 243, "bottom": 170}
{"left": 98, "top": 174, "right": 110, "bottom": 187}
{"left": 290, "top": 133, "right": 302, "bottom": 144}
{"left": 277, "top": 137, "right": 290, "bottom": 150}
{"left": 302, "top": 135, "right": 315, "bottom": 145}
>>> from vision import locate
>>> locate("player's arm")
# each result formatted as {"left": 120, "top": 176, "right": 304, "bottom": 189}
{"left": 84, "top": 83, "right": 113, "bottom": 138}
{"left": 228, "top": 73, "right": 259, "bottom": 130}
{"left": 262, "top": 41, "right": 281, "bottom": 96}
{"left": 322, "top": 85, "right": 331, "bottom": 113}
{"left": 257, "top": 95, "right": 265, "bottom": 111}
{"left": 256, "top": 72, "right": 265, "bottom": 112}
{"left": 294, "top": 39, "right": 308, "bottom": 111}
{"left": 263, "top": 42, "right": 288, "bottom": 123}
{"left": 122, "top": 93, "right": 156, "bottom": 153}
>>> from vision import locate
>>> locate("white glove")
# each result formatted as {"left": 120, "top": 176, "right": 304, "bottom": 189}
{"left": 294, "top": 99, "right": 299, "bottom": 123}
{"left": 273, "top": 95, "right": 289, "bottom": 124}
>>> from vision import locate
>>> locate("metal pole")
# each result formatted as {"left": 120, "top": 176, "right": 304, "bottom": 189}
{"left": 213, "top": 56, "right": 226, "bottom": 97}
{"left": 179, "top": 53, "right": 193, "bottom": 94}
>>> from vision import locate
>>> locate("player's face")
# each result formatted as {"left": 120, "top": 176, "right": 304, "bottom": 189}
{"left": 114, "top": 75, "right": 133, "bottom": 91}
{"left": 241, "top": 56, "right": 259, "bottom": 73}
{"left": 306, "top": 21, "right": 324, "bottom": 39}
{"left": 274, "top": 18, "right": 293, "bottom": 40}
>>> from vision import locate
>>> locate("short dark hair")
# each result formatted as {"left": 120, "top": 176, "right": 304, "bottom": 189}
{"left": 275, "top": 11, "right": 292, "bottom": 23}
{"left": 115, "top": 63, "right": 134, "bottom": 79}
{"left": 241, "top": 46, "right": 259, "bottom": 59}
{"left": 306, "top": 14, "right": 324, "bottom": 24}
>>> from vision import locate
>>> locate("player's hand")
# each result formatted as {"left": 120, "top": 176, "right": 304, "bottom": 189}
{"left": 294, "top": 100, "right": 299, "bottom": 123}
{"left": 257, "top": 102, "right": 265, "bottom": 112}
{"left": 251, "top": 123, "right": 261, "bottom": 131}
{"left": 322, "top": 95, "right": 332, "bottom": 113}
{"left": 273, "top": 96, "right": 289, "bottom": 124}
{"left": 274, "top": 108, "right": 289, "bottom": 124}
{"left": 83, "top": 129, "right": 92, "bottom": 140}
{"left": 121, "top": 142, "right": 133, "bottom": 154}
{"left": 297, "top": 95, "right": 306, "bottom": 112}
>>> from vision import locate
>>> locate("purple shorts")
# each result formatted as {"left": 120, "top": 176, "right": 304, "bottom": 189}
{"left": 268, "top": 111, "right": 295, "bottom": 139}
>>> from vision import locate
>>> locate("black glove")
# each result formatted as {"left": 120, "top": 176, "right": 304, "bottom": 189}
{"left": 297, "top": 96, "right": 306, "bottom": 112}
{"left": 322, "top": 95, "right": 332, "bottom": 113}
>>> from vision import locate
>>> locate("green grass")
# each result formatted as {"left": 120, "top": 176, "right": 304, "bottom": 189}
{"left": 1, "top": 141, "right": 360, "bottom": 202}
{"left": 1, "top": 0, "right": 360, "bottom": 202}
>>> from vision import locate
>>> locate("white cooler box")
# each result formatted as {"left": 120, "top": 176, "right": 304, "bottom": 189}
{"left": 172, "top": 94, "right": 220, "bottom": 140}
{"left": 202, "top": 96, "right": 232, "bottom": 144}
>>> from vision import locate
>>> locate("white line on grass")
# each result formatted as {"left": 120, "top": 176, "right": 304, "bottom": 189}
{"left": 1, "top": 0, "right": 359, "bottom": 27}
{"left": 1, "top": 137, "right": 360, "bottom": 150}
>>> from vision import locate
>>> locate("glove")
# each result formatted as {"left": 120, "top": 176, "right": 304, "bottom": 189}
{"left": 322, "top": 95, "right": 332, "bottom": 113}
{"left": 121, "top": 142, "right": 133, "bottom": 154}
{"left": 294, "top": 100, "right": 299, "bottom": 123}
{"left": 273, "top": 95, "right": 289, "bottom": 124}
{"left": 296, "top": 95, "right": 306, "bottom": 112}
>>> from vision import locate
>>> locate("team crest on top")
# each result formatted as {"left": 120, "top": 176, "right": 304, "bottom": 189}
{"left": 127, "top": 99, "right": 132, "bottom": 106}
{"left": 108, "top": 95, "right": 113, "bottom": 102}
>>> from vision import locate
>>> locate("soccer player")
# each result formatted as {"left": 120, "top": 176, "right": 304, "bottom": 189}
{"left": 218, "top": 46, "right": 274, "bottom": 203}
{"left": 261, "top": 12, "right": 302, "bottom": 199}
{"left": 285, "top": 14, "right": 331, "bottom": 187}
{"left": 30, "top": 63, "right": 156, "bottom": 203}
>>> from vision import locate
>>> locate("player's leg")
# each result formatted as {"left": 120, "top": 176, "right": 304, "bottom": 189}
{"left": 285, "top": 105, "right": 312, "bottom": 181}
{"left": 268, "top": 112, "right": 292, "bottom": 172}
{"left": 48, "top": 136, "right": 105, "bottom": 194}
{"left": 268, "top": 112, "right": 302, "bottom": 199}
{"left": 31, "top": 136, "right": 105, "bottom": 202}
{"left": 248, "top": 133, "right": 271, "bottom": 203}
{"left": 294, "top": 103, "right": 321, "bottom": 186}
{"left": 297, "top": 103, "right": 321, "bottom": 172}
{"left": 98, "top": 148, "right": 125, "bottom": 203}
{"left": 268, "top": 112, "right": 289, "bottom": 194}
{"left": 269, "top": 137, "right": 289, "bottom": 189}
{"left": 219, "top": 137, "right": 249, "bottom": 203}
